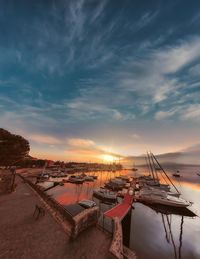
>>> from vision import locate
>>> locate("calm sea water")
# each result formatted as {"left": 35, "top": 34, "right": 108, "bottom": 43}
{"left": 47, "top": 167, "right": 200, "bottom": 259}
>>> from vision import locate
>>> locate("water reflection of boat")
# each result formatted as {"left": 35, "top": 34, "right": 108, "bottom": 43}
{"left": 140, "top": 201, "right": 196, "bottom": 217}
{"left": 161, "top": 214, "right": 184, "bottom": 259}
{"left": 93, "top": 188, "right": 117, "bottom": 202}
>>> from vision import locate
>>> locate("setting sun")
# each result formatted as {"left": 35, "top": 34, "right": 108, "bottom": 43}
{"left": 101, "top": 154, "right": 116, "bottom": 162}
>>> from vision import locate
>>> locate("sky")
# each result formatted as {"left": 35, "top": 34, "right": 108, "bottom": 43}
{"left": 1, "top": 0, "right": 200, "bottom": 164}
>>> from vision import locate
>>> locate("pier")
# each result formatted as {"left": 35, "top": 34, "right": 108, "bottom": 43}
{"left": 104, "top": 192, "right": 134, "bottom": 220}
{"left": 104, "top": 180, "right": 136, "bottom": 220}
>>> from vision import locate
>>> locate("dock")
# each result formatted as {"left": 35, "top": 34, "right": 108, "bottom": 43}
{"left": 104, "top": 191, "right": 134, "bottom": 220}
{"left": 104, "top": 179, "right": 136, "bottom": 220}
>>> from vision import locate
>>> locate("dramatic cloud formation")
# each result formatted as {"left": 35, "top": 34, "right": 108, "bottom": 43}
{"left": 0, "top": 0, "right": 200, "bottom": 164}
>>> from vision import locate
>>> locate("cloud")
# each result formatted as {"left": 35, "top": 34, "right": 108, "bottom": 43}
{"left": 29, "top": 135, "right": 62, "bottom": 144}
{"left": 134, "top": 11, "right": 159, "bottom": 31}
{"left": 189, "top": 64, "right": 200, "bottom": 76}
{"left": 65, "top": 36, "right": 200, "bottom": 124}
{"left": 131, "top": 133, "right": 140, "bottom": 139}
{"left": 68, "top": 138, "right": 95, "bottom": 147}
{"left": 155, "top": 110, "right": 176, "bottom": 120}
{"left": 180, "top": 104, "right": 200, "bottom": 121}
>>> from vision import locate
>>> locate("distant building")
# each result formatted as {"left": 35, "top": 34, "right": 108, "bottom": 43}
{"left": 46, "top": 160, "right": 54, "bottom": 167}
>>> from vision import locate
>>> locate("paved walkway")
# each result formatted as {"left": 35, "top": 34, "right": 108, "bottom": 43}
{"left": 0, "top": 176, "right": 111, "bottom": 259}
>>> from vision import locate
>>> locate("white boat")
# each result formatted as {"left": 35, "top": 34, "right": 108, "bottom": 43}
{"left": 78, "top": 200, "right": 96, "bottom": 208}
{"left": 139, "top": 179, "right": 171, "bottom": 191}
{"left": 141, "top": 187, "right": 180, "bottom": 197}
{"left": 139, "top": 189, "right": 190, "bottom": 208}
{"left": 93, "top": 188, "right": 117, "bottom": 202}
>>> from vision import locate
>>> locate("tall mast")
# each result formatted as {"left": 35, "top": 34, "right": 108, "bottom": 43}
{"left": 145, "top": 156, "right": 151, "bottom": 175}
{"left": 147, "top": 152, "right": 155, "bottom": 181}
{"left": 151, "top": 153, "right": 180, "bottom": 194}
{"left": 149, "top": 152, "right": 159, "bottom": 182}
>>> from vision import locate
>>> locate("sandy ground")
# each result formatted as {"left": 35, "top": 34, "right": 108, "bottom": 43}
{"left": 0, "top": 175, "right": 112, "bottom": 259}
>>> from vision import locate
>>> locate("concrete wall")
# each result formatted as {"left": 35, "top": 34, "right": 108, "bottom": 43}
{"left": 109, "top": 217, "right": 123, "bottom": 259}
{"left": 72, "top": 206, "right": 99, "bottom": 240}
{"left": 0, "top": 170, "right": 13, "bottom": 194}
{"left": 19, "top": 174, "right": 99, "bottom": 240}
{"left": 109, "top": 216, "right": 137, "bottom": 259}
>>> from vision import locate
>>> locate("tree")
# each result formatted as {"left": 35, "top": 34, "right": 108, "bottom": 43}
{"left": 0, "top": 128, "right": 30, "bottom": 166}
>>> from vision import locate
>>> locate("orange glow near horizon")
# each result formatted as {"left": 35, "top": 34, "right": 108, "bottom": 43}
{"left": 101, "top": 154, "right": 116, "bottom": 163}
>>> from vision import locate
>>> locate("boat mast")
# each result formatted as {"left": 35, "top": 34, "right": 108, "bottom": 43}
{"left": 147, "top": 152, "right": 155, "bottom": 181}
{"left": 145, "top": 156, "right": 151, "bottom": 176}
{"left": 151, "top": 153, "right": 180, "bottom": 194}
{"left": 149, "top": 152, "right": 159, "bottom": 183}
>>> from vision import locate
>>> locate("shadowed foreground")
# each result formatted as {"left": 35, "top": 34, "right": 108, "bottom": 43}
{"left": 0, "top": 176, "right": 111, "bottom": 259}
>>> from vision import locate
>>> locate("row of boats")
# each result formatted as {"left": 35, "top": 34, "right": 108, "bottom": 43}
{"left": 135, "top": 175, "right": 190, "bottom": 208}
{"left": 67, "top": 174, "right": 97, "bottom": 184}
{"left": 92, "top": 153, "right": 191, "bottom": 208}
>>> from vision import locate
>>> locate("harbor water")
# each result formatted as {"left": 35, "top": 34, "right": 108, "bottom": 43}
{"left": 46, "top": 167, "right": 200, "bottom": 259}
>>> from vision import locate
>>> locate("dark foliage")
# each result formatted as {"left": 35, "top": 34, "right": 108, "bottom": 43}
{"left": 0, "top": 128, "right": 30, "bottom": 166}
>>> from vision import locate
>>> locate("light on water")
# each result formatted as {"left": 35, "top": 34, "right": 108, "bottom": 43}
{"left": 47, "top": 167, "right": 200, "bottom": 258}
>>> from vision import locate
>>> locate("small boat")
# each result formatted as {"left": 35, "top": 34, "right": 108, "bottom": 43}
{"left": 78, "top": 200, "right": 96, "bottom": 209}
{"left": 84, "top": 176, "right": 94, "bottom": 182}
{"left": 90, "top": 175, "right": 98, "bottom": 179}
{"left": 173, "top": 171, "right": 181, "bottom": 177}
{"left": 68, "top": 175, "right": 85, "bottom": 184}
{"left": 131, "top": 162, "right": 138, "bottom": 171}
{"left": 105, "top": 178, "right": 126, "bottom": 191}
{"left": 59, "top": 182, "right": 64, "bottom": 186}
{"left": 93, "top": 188, "right": 117, "bottom": 202}
{"left": 119, "top": 175, "right": 130, "bottom": 182}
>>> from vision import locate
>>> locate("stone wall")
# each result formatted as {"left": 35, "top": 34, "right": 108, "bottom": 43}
{"left": 109, "top": 216, "right": 137, "bottom": 259}
{"left": 0, "top": 170, "right": 13, "bottom": 194}
{"left": 72, "top": 206, "right": 99, "bottom": 240}
{"left": 19, "top": 174, "right": 99, "bottom": 240}
{"left": 109, "top": 217, "right": 123, "bottom": 259}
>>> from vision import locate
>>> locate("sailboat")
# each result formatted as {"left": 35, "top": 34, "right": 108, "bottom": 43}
{"left": 131, "top": 161, "right": 138, "bottom": 171}
{"left": 136, "top": 152, "right": 191, "bottom": 208}
{"left": 138, "top": 188, "right": 190, "bottom": 207}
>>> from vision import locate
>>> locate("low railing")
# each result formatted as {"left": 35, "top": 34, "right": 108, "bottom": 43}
{"left": 18, "top": 174, "right": 99, "bottom": 239}
{"left": 18, "top": 174, "right": 75, "bottom": 225}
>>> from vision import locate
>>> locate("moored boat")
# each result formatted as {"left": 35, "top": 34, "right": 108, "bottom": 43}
{"left": 93, "top": 188, "right": 117, "bottom": 202}
{"left": 84, "top": 176, "right": 94, "bottom": 181}
{"left": 137, "top": 189, "right": 190, "bottom": 208}
{"left": 68, "top": 175, "right": 85, "bottom": 184}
